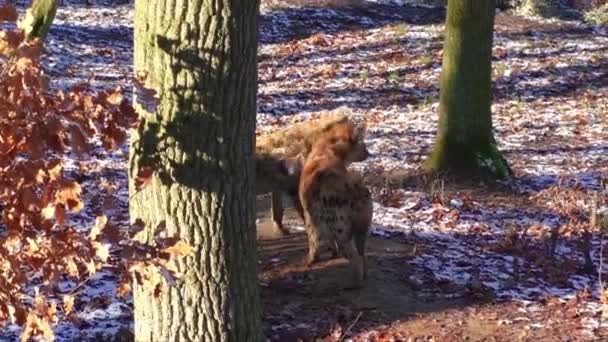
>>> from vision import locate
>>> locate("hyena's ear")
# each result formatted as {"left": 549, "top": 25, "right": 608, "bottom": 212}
{"left": 320, "top": 113, "right": 348, "bottom": 133}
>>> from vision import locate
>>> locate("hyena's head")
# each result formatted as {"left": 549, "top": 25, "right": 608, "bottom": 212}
{"left": 312, "top": 119, "right": 369, "bottom": 164}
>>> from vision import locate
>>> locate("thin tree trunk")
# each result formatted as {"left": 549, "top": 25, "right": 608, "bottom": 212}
{"left": 20, "top": 0, "right": 58, "bottom": 42}
{"left": 426, "top": 0, "right": 511, "bottom": 178}
{"left": 129, "top": 1, "right": 261, "bottom": 341}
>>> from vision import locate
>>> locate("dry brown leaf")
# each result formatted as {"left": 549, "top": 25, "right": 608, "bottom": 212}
{"left": 0, "top": 5, "right": 18, "bottom": 22}
{"left": 65, "top": 258, "right": 79, "bottom": 278}
{"left": 86, "top": 259, "right": 97, "bottom": 276}
{"left": 93, "top": 242, "right": 110, "bottom": 262}
{"left": 106, "top": 90, "right": 124, "bottom": 106}
{"left": 55, "top": 181, "right": 83, "bottom": 212}
{"left": 55, "top": 204, "right": 66, "bottom": 226}
{"left": 41, "top": 204, "right": 55, "bottom": 220}
{"left": 117, "top": 280, "right": 131, "bottom": 298}
{"left": 135, "top": 166, "right": 154, "bottom": 192}
{"left": 63, "top": 295, "right": 75, "bottom": 316}
{"left": 90, "top": 214, "right": 108, "bottom": 241}
{"left": 162, "top": 240, "right": 193, "bottom": 257}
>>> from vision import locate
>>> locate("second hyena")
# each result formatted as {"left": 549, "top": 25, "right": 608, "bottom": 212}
{"left": 298, "top": 119, "right": 373, "bottom": 288}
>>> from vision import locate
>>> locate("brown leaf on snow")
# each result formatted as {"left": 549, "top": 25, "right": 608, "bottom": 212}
{"left": 47, "top": 159, "right": 63, "bottom": 181}
{"left": 93, "top": 241, "right": 110, "bottom": 262}
{"left": 133, "top": 71, "right": 159, "bottom": 113}
{"left": 55, "top": 204, "right": 66, "bottom": 225}
{"left": 65, "top": 257, "right": 79, "bottom": 278}
{"left": 86, "top": 259, "right": 97, "bottom": 276}
{"left": 55, "top": 180, "right": 83, "bottom": 212}
{"left": 117, "top": 272, "right": 132, "bottom": 298}
{"left": 308, "top": 32, "right": 330, "bottom": 46}
{"left": 8, "top": 304, "right": 27, "bottom": 325}
{"left": 0, "top": 5, "right": 18, "bottom": 22}
{"left": 106, "top": 89, "right": 124, "bottom": 106}
{"left": 90, "top": 214, "right": 108, "bottom": 241}
{"left": 63, "top": 294, "right": 75, "bottom": 316}
{"left": 21, "top": 312, "right": 55, "bottom": 342}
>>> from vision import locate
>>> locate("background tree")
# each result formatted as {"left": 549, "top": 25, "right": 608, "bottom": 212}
{"left": 19, "top": 0, "right": 58, "bottom": 41}
{"left": 426, "top": 0, "right": 511, "bottom": 178}
{"left": 128, "top": 1, "right": 261, "bottom": 341}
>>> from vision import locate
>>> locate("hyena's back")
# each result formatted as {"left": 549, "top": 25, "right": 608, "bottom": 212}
{"left": 254, "top": 111, "right": 358, "bottom": 234}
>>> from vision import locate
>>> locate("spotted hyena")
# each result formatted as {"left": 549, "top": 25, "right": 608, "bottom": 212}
{"left": 298, "top": 119, "right": 372, "bottom": 288}
{"left": 255, "top": 111, "right": 368, "bottom": 235}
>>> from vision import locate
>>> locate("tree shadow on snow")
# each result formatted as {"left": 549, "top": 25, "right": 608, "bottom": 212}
{"left": 259, "top": 2, "right": 445, "bottom": 46}
{"left": 258, "top": 44, "right": 607, "bottom": 116}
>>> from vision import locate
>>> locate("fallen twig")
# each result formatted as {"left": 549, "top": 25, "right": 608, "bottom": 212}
{"left": 340, "top": 311, "right": 363, "bottom": 341}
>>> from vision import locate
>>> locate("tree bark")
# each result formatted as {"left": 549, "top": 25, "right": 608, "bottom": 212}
{"left": 129, "top": 1, "right": 261, "bottom": 341}
{"left": 426, "top": 0, "right": 511, "bottom": 178}
{"left": 20, "top": 0, "right": 58, "bottom": 42}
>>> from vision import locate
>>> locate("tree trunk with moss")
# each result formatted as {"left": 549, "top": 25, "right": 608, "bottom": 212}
{"left": 20, "top": 0, "right": 58, "bottom": 41}
{"left": 129, "top": 0, "right": 261, "bottom": 341}
{"left": 426, "top": 0, "right": 511, "bottom": 178}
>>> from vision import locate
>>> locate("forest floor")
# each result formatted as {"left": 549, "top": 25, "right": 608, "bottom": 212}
{"left": 256, "top": 2, "right": 608, "bottom": 340}
{"left": 1, "top": 0, "right": 608, "bottom": 341}
{"left": 257, "top": 196, "right": 600, "bottom": 341}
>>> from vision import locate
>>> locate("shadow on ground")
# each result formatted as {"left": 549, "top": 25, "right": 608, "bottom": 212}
{"left": 259, "top": 2, "right": 445, "bottom": 45}
{"left": 255, "top": 195, "right": 489, "bottom": 340}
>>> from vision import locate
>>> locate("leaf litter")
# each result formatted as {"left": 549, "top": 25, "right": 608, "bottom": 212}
{"left": 1, "top": 0, "right": 607, "bottom": 340}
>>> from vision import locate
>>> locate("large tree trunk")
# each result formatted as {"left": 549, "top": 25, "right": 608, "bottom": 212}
{"left": 426, "top": 0, "right": 511, "bottom": 178}
{"left": 129, "top": 1, "right": 261, "bottom": 341}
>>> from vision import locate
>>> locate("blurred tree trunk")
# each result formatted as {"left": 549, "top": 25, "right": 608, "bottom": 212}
{"left": 20, "top": 0, "right": 58, "bottom": 41}
{"left": 426, "top": 0, "right": 511, "bottom": 178}
{"left": 129, "top": 0, "right": 261, "bottom": 341}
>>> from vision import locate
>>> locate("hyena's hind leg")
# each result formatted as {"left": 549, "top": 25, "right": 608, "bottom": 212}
{"left": 352, "top": 230, "right": 368, "bottom": 280}
{"left": 271, "top": 191, "right": 290, "bottom": 235}
{"left": 334, "top": 225, "right": 366, "bottom": 288}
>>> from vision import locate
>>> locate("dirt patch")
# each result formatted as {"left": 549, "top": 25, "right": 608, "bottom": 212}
{"left": 256, "top": 194, "right": 604, "bottom": 341}
{"left": 256, "top": 196, "right": 480, "bottom": 340}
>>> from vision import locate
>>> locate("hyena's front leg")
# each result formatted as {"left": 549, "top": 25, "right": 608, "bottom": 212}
{"left": 304, "top": 219, "right": 322, "bottom": 266}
